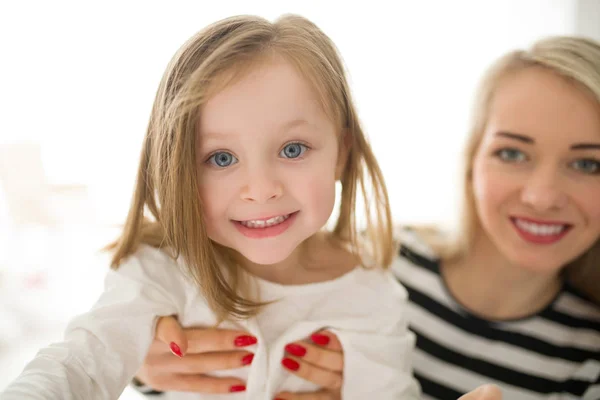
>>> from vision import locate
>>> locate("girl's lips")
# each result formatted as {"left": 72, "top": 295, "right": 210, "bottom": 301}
{"left": 233, "top": 211, "right": 299, "bottom": 239}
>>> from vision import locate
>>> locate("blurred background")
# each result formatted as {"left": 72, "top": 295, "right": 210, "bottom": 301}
{"left": 0, "top": 0, "right": 598, "bottom": 398}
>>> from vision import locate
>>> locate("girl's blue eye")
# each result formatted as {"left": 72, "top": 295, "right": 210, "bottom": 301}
{"left": 207, "top": 151, "right": 238, "bottom": 168}
{"left": 495, "top": 148, "right": 527, "bottom": 163}
{"left": 571, "top": 158, "right": 600, "bottom": 175}
{"left": 280, "top": 143, "right": 308, "bottom": 159}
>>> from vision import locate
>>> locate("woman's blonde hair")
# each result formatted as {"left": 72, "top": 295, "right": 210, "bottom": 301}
{"left": 107, "top": 14, "right": 393, "bottom": 320}
{"left": 436, "top": 36, "right": 600, "bottom": 303}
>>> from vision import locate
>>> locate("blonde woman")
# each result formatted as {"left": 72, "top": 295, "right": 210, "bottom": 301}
{"left": 144, "top": 36, "right": 600, "bottom": 400}
{"left": 394, "top": 36, "right": 600, "bottom": 399}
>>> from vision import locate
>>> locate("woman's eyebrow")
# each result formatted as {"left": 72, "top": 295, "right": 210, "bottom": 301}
{"left": 571, "top": 143, "right": 600, "bottom": 150}
{"left": 494, "top": 131, "right": 534, "bottom": 144}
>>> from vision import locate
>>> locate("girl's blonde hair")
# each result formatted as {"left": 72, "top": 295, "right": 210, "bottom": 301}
{"left": 108, "top": 14, "right": 393, "bottom": 320}
{"left": 436, "top": 36, "right": 600, "bottom": 304}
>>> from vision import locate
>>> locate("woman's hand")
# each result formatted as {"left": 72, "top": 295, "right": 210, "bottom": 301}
{"left": 459, "top": 384, "right": 502, "bottom": 400}
{"left": 275, "top": 330, "right": 344, "bottom": 400}
{"left": 140, "top": 317, "right": 500, "bottom": 400}
{"left": 135, "top": 316, "right": 257, "bottom": 394}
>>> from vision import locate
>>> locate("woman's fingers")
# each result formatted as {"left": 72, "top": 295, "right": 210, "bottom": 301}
{"left": 281, "top": 355, "right": 342, "bottom": 390}
{"left": 284, "top": 341, "right": 343, "bottom": 372}
{"left": 458, "top": 384, "right": 502, "bottom": 400}
{"left": 185, "top": 328, "right": 258, "bottom": 353}
{"left": 279, "top": 330, "right": 344, "bottom": 389}
{"left": 147, "top": 373, "right": 246, "bottom": 394}
{"left": 154, "top": 315, "right": 258, "bottom": 356}
{"left": 145, "top": 350, "right": 254, "bottom": 374}
{"left": 139, "top": 320, "right": 257, "bottom": 394}
{"left": 275, "top": 389, "right": 340, "bottom": 400}
{"left": 155, "top": 315, "right": 188, "bottom": 356}
{"left": 309, "top": 330, "right": 343, "bottom": 352}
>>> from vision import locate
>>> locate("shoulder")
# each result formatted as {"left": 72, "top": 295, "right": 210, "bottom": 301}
{"left": 350, "top": 265, "right": 408, "bottom": 301}
{"left": 392, "top": 226, "right": 441, "bottom": 277}
{"left": 395, "top": 225, "right": 440, "bottom": 260}
{"left": 108, "top": 245, "right": 192, "bottom": 292}
{"left": 553, "top": 284, "right": 600, "bottom": 330}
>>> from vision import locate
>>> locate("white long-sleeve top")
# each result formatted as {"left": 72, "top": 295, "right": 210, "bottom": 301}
{"left": 1, "top": 245, "right": 420, "bottom": 400}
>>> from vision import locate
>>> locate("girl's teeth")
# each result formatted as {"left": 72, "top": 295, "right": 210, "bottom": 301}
{"left": 515, "top": 219, "right": 566, "bottom": 236}
{"left": 240, "top": 214, "right": 290, "bottom": 229}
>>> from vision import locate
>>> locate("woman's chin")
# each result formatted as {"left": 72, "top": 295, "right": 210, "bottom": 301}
{"left": 507, "top": 253, "right": 565, "bottom": 276}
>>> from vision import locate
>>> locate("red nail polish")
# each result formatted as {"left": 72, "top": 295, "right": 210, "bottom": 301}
{"left": 310, "top": 333, "right": 330, "bottom": 346}
{"left": 169, "top": 342, "right": 183, "bottom": 358}
{"left": 230, "top": 385, "right": 246, "bottom": 392}
{"left": 281, "top": 358, "right": 300, "bottom": 371}
{"left": 234, "top": 335, "right": 258, "bottom": 347}
{"left": 284, "top": 343, "right": 306, "bottom": 357}
{"left": 241, "top": 353, "right": 254, "bottom": 365}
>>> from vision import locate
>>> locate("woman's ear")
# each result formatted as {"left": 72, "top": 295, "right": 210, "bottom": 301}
{"left": 335, "top": 130, "right": 352, "bottom": 180}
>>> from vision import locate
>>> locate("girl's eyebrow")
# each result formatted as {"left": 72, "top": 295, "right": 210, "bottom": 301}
{"left": 201, "top": 118, "right": 313, "bottom": 140}
{"left": 280, "top": 118, "right": 311, "bottom": 131}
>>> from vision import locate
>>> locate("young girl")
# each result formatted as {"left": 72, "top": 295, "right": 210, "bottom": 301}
{"left": 0, "top": 14, "right": 420, "bottom": 400}
{"left": 137, "top": 36, "right": 600, "bottom": 400}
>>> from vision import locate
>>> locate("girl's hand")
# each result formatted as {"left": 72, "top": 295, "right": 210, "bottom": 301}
{"left": 135, "top": 316, "right": 256, "bottom": 394}
{"left": 275, "top": 330, "right": 343, "bottom": 400}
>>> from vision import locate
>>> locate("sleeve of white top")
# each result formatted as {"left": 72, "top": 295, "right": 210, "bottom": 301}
{"left": 330, "top": 271, "right": 421, "bottom": 399}
{"left": 0, "top": 247, "right": 185, "bottom": 400}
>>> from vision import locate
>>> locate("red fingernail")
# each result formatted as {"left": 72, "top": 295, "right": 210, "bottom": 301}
{"left": 310, "top": 333, "right": 330, "bottom": 346}
{"left": 230, "top": 385, "right": 246, "bottom": 392}
{"left": 241, "top": 353, "right": 254, "bottom": 365}
{"left": 285, "top": 343, "right": 307, "bottom": 357}
{"left": 281, "top": 358, "right": 300, "bottom": 371}
{"left": 169, "top": 342, "right": 183, "bottom": 358}
{"left": 234, "top": 335, "right": 257, "bottom": 347}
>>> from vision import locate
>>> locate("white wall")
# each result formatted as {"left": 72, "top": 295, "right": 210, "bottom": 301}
{"left": 575, "top": 0, "right": 600, "bottom": 40}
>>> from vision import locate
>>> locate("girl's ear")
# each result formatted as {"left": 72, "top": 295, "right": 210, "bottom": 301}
{"left": 335, "top": 130, "right": 352, "bottom": 180}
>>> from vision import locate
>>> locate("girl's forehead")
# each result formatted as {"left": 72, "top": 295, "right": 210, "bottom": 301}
{"left": 198, "top": 59, "right": 336, "bottom": 136}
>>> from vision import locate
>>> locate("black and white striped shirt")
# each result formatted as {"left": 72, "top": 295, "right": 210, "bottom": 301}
{"left": 393, "top": 232, "right": 600, "bottom": 400}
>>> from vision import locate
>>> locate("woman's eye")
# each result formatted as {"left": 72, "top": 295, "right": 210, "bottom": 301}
{"left": 494, "top": 148, "right": 527, "bottom": 163}
{"left": 280, "top": 143, "right": 308, "bottom": 159}
{"left": 571, "top": 158, "right": 600, "bottom": 175}
{"left": 207, "top": 151, "right": 238, "bottom": 168}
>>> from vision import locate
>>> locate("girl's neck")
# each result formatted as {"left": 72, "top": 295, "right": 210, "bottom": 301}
{"left": 442, "top": 231, "right": 563, "bottom": 320}
{"left": 239, "top": 232, "right": 359, "bottom": 285}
